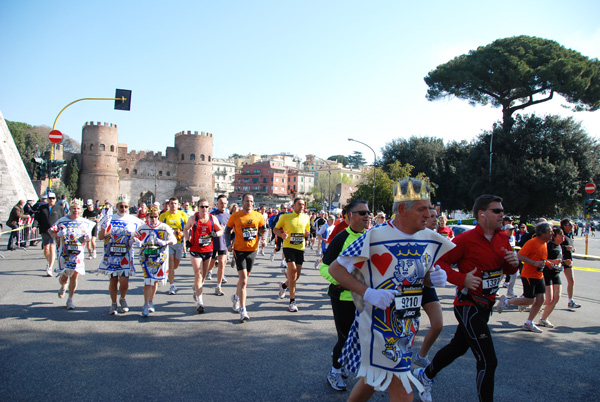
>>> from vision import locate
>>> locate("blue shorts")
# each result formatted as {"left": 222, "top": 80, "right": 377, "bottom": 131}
{"left": 422, "top": 286, "right": 439, "bottom": 306}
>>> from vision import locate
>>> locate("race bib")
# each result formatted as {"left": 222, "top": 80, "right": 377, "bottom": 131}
{"left": 66, "top": 243, "right": 81, "bottom": 255}
{"left": 394, "top": 284, "right": 423, "bottom": 319}
{"left": 143, "top": 246, "right": 161, "bottom": 256}
{"left": 110, "top": 244, "right": 127, "bottom": 257}
{"left": 482, "top": 269, "right": 502, "bottom": 296}
{"left": 290, "top": 233, "right": 304, "bottom": 245}
{"left": 242, "top": 227, "right": 257, "bottom": 241}
{"left": 199, "top": 235, "right": 212, "bottom": 247}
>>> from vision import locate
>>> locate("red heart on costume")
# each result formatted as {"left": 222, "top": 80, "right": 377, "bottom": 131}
{"left": 138, "top": 232, "right": 147, "bottom": 241}
{"left": 121, "top": 257, "right": 129, "bottom": 265}
{"left": 372, "top": 253, "right": 393, "bottom": 276}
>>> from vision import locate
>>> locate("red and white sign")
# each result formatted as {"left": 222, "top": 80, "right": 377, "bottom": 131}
{"left": 48, "top": 130, "right": 63, "bottom": 144}
{"left": 585, "top": 182, "right": 596, "bottom": 194}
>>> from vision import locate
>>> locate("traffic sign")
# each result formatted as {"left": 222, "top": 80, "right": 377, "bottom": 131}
{"left": 585, "top": 182, "right": 596, "bottom": 194}
{"left": 48, "top": 130, "right": 63, "bottom": 144}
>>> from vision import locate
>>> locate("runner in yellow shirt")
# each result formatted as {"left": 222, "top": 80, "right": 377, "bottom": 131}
{"left": 273, "top": 197, "right": 310, "bottom": 312}
{"left": 159, "top": 197, "right": 188, "bottom": 295}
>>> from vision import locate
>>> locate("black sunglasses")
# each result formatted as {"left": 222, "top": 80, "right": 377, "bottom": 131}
{"left": 199, "top": 205, "right": 209, "bottom": 209}
{"left": 487, "top": 208, "right": 504, "bottom": 214}
{"left": 352, "top": 210, "right": 370, "bottom": 216}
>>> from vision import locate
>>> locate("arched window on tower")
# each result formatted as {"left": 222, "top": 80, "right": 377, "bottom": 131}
{"left": 159, "top": 171, "right": 163, "bottom": 176}
{"left": 181, "top": 154, "right": 185, "bottom": 161}
{"left": 125, "top": 168, "right": 129, "bottom": 174}
{"left": 208, "top": 156, "right": 211, "bottom": 162}
{"left": 190, "top": 154, "right": 196, "bottom": 161}
{"left": 166, "top": 171, "right": 170, "bottom": 176}
{"left": 90, "top": 144, "right": 94, "bottom": 151}
{"left": 110, "top": 145, "right": 115, "bottom": 152}
{"left": 200, "top": 154, "right": 205, "bottom": 161}
{"left": 99, "top": 144, "right": 105, "bottom": 151}
{"left": 133, "top": 169, "right": 137, "bottom": 175}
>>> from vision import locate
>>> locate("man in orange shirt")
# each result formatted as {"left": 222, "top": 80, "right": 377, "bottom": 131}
{"left": 225, "top": 193, "right": 265, "bottom": 322}
{"left": 497, "top": 222, "right": 553, "bottom": 333}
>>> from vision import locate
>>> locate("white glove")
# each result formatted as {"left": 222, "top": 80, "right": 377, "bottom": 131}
{"left": 156, "top": 239, "right": 168, "bottom": 247}
{"left": 363, "top": 287, "right": 396, "bottom": 309}
{"left": 429, "top": 265, "right": 447, "bottom": 287}
{"left": 56, "top": 226, "right": 67, "bottom": 238}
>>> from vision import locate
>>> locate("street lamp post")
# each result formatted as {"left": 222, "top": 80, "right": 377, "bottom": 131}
{"left": 348, "top": 138, "right": 376, "bottom": 212}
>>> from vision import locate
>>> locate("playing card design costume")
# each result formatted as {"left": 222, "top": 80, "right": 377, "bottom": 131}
{"left": 51, "top": 216, "right": 94, "bottom": 276}
{"left": 98, "top": 213, "right": 144, "bottom": 277}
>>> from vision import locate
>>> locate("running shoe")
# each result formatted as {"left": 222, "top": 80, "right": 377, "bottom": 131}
{"left": 142, "top": 304, "right": 150, "bottom": 317}
{"left": 206, "top": 271, "right": 213, "bottom": 281}
{"left": 413, "top": 353, "right": 430, "bottom": 368}
{"left": 109, "top": 303, "right": 118, "bottom": 315}
{"left": 523, "top": 322, "right": 543, "bottom": 333}
{"left": 66, "top": 298, "right": 75, "bottom": 310}
{"left": 46, "top": 265, "right": 52, "bottom": 277}
{"left": 538, "top": 318, "right": 554, "bottom": 328}
{"left": 215, "top": 286, "right": 225, "bottom": 296}
{"left": 341, "top": 366, "right": 350, "bottom": 379}
{"left": 88, "top": 254, "right": 94, "bottom": 260}
{"left": 518, "top": 305, "right": 527, "bottom": 313}
{"left": 280, "top": 260, "right": 287, "bottom": 268}
{"left": 259, "top": 249, "right": 265, "bottom": 256}
{"left": 231, "top": 294, "right": 240, "bottom": 312}
{"left": 119, "top": 298, "right": 129, "bottom": 313}
{"left": 196, "top": 303, "right": 205, "bottom": 314}
{"left": 58, "top": 284, "right": 66, "bottom": 299}
{"left": 240, "top": 309, "right": 250, "bottom": 322}
{"left": 316, "top": 248, "right": 320, "bottom": 256}
{"left": 148, "top": 302, "right": 155, "bottom": 313}
{"left": 222, "top": 276, "right": 228, "bottom": 284}
{"left": 326, "top": 370, "right": 347, "bottom": 391}
{"left": 278, "top": 281, "right": 287, "bottom": 299}
{"left": 496, "top": 295, "right": 507, "bottom": 314}
{"left": 289, "top": 301, "right": 298, "bottom": 312}
{"left": 568, "top": 300, "right": 581, "bottom": 309}
{"left": 413, "top": 368, "right": 433, "bottom": 402}
{"left": 168, "top": 284, "right": 177, "bottom": 295}
{"left": 506, "top": 292, "right": 516, "bottom": 299}
{"left": 314, "top": 259, "right": 321, "bottom": 269}
{"left": 92, "top": 250, "right": 97, "bottom": 259}
{"left": 270, "top": 251, "right": 275, "bottom": 261}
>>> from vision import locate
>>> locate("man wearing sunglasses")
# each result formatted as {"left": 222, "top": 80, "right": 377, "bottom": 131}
{"left": 98, "top": 194, "right": 145, "bottom": 315}
{"left": 415, "top": 195, "right": 519, "bottom": 402}
{"left": 159, "top": 197, "right": 188, "bottom": 295}
{"left": 329, "top": 178, "right": 454, "bottom": 402}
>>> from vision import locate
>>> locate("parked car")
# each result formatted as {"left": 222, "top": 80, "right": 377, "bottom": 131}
{"left": 448, "top": 224, "right": 476, "bottom": 236}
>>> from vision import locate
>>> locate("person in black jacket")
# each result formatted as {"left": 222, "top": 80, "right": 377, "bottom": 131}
{"left": 32, "top": 192, "right": 66, "bottom": 276}
{"left": 6, "top": 200, "right": 29, "bottom": 251}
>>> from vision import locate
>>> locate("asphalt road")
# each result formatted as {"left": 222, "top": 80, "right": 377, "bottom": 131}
{"left": 0, "top": 235, "right": 598, "bottom": 402}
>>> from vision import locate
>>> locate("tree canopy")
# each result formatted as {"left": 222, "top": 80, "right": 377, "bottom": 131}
{"left": 347, "top": 151, "right": 366, "bottom": 169}
{"left": 327, "top": 155, "right": 349, "bottom": 166}
{"left": 425, "top": 35, "right": 600, "bottom": 132}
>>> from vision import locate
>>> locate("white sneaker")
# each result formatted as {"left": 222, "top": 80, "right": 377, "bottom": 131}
{"left": 280, "top": 260, "right": 287, "bottom": 268}
{"left": 240, "top": 308, "right": 250, "bottom": 322}
{"left": 168, "top": 284, "right": 177, "bottom": 295}
{"left": 259, "top": 249, "right": 265, "bottom": 256}
{"left": 222, "top": 276, "right": 228, "bottom": 284}
{"left": 119, "top": 298, "right": 129, "bottom": 313}
{"left": 314, "top": 259, "right": 321, "bottom": 269}
{"left": 538, "top": 318, "right": 554, "bottom": 328}
{"left": 523, "top": 322, "right": 543, "bottom": 333}
{"left": 231, "top": 294, "right": 240, "bottom": 312}
{"left": 413, "top": 368, "right": 433, "bottom": 402}
{"left": 496, "top": 295, "right": 507, "bottom": 314}
{"left": 206, "top": 271, "right": 213, "bottom": 281}
{"left": 270, "top": 251, "right": 275, "bottom": 261}
{"left": 92, "top": 250, "right": 97, "bottom": 259}
{"left": 46, "top": 265, "right": 53, "bottom": 277}
{"left": 66, "top": 298, "right": 75, "bottom": 310}
{"left": 196, "top": 303, "right": 205, "bottom": 314}
{"left": 215, "top": 286, "right": 225, "bottom": 296}
{"left": 148, "top": 301, "right": 155, "bottom": 313}
{"left": 109, "top": 303, "right": 118, "bottom": 315}
{"left": 326, "top": 370, "right": 347, "bottom": 391}
{"left": 413, "top": 353, "right": 430, "bottom": 368}
{"left": 278, "top": 281, "right": 287, "bottom": 299}
{"left": 289, "top": 301, "right": 298, "bottom": 312}
{"left": 58, "top": 284, "right": 66, "bottom": 299}
{"left": 142, "top": 304, "right": 150, "bottom": 317}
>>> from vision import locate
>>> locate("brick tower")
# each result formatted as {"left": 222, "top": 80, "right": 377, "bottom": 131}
{"left": 174, "top": 131, "right": 214, "bottom": 202}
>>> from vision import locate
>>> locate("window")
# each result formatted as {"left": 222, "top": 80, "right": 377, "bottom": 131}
{"left": 244, "top": 178, "right": 250, "bottom": 183}
{"left": 133, "top": 169, "right": 137, "bottom": 175}
{"left": 110, "top": 145, "right": 115, "bottom": 152}
{"left": 99, "top": 144, "right": 105, "bottom": 151}
{"left": 282, "top": 178, "right": 285, "bottom": 183}
{"left": 90, "top": 144, "right": 94, "bottom": 151}
{"left": 125, "top": 168, "right": 129, "bottom": 174}
{"left": 159, "top": 171, "right": 163, "bottom": 176}
{"left": 200, "top": 155, "right": 205, "bottom": 161}
{"left": 252, "top": 178, "right": 259, "bottom": 183}
{"left": 263, "top": 178, "right": 267, "bottom": 183}
{"left": 254, "top": 169, "right": 260, "bottom": 174}
{"left": 181, "top": 154, "right": 185, "bottom": 160}
{"left": 294, "top": 177, "right": 297, "bottom": 182}
{"left": 190, "top": 154, "right": 196, "bottom": 161}
{"left": 301, "top": 177, "right": 304, "bottom": 182}
{"left": 166, "top": 171, "right": 170, "bottom": 177}
{"left": 208, "top": 156, "right": 211, "bottom": 162}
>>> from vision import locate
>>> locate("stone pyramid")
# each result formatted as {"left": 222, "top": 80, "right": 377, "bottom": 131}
{"left": 0, "top": 109, "right": 38, "bottom": 222}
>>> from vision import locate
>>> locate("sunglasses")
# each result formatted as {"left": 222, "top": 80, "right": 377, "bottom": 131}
{"left": 149, "top": 215, "right": 159, "bottom": 219}
{"left": 119, "top": 205, "right": 129, "bottom": 209}
{"left": 352, "top": 210, "right": 370, "bottom": 216}
{"left": 199, "top": 205, "right": 209, "bottom": 209}
{"left": 486, "top": 208, "right": 504, "bottom": 214}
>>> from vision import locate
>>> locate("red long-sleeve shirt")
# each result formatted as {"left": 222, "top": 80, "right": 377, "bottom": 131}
{"left": 437, "top": 224, "right": 518, "bottom": 306}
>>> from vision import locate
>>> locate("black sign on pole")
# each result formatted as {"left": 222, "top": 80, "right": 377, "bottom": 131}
{"left": 114, "top": 89, "right": 132, "bottom": 111}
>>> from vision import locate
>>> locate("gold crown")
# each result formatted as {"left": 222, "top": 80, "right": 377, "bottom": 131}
{"left": 117, "top": 194, "right": 130, "bottom": 204}
{"left": 393, "top": 178, "right": 430, "bottom": 203}
{"left": 148, "top": 205, "right": 160, "bottom": 215}
{"left": 71, "top": 198, "right": 84, "bottom": 208}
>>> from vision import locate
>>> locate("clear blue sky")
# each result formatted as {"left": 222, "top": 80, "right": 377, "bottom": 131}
{"left": 2, "top": 0, "right": 599, "bottom": 163}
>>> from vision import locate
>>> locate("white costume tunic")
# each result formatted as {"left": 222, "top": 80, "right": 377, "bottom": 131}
{"left": 338, "top": 222, "right": 454, "bottom": 392}
{"left": 98, "top": 213, "right": 144, "bottom": 277}
{"left": 136, "top": 222, "right": 174, "bottom": 285}
{"left": 51, "top": 216, "right": 94, "bottom": 276}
